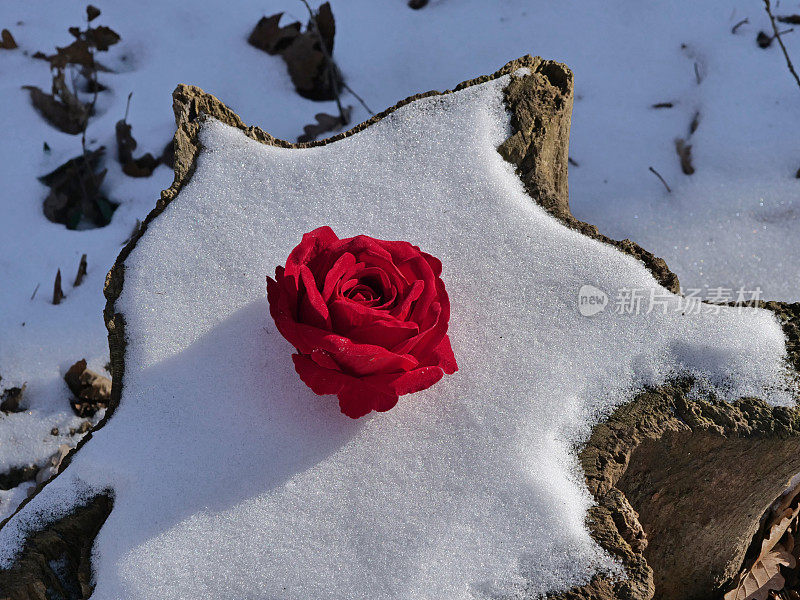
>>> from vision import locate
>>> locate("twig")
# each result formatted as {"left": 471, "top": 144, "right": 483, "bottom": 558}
{"left": 341, "top": 81, "right": 374, "bottom": 115}
{"left": 298, "top": 0, "right": 347, "bottom": 124}
{"left": 30, "top": 283, "right": 40, "bottom": 300}
{"left": 764, "top": 0, "right": 800, "bottom": 91}
{"left": 694, "top": 61, "right": 702, "bottom": 84}
{"left": 298, "top": 0, "right": 373, "bottom": 119}
{"left": 123, "top": 92, "right": 132, "bottom": 122}
{"left": 732, "top": 18, "right": 749, "bottom": 34}
{"left": 649, "top": 166, "right": 672, "bottom": 193}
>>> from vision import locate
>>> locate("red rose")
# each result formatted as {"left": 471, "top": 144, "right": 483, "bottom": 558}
{"left": 267, "top": 226, "right": 458, "bottom": 419}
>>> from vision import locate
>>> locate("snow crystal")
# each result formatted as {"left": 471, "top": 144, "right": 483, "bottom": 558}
{"left": 1, "top": 73, "right": 793, "bottom": 599}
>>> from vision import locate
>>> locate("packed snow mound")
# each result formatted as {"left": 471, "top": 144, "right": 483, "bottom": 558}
{"left": 0, "top": 72, "right": 793, "bottom": 600}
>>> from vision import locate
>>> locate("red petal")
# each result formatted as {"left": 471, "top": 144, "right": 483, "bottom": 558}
{"left": 285, "top": 226, "right": 339, "bottom": 280}
{"left": 421, "top": 251, "right": 443, "bottom": 277}
{"left": 292, "top": 353, "right": 347, "bottom": 396}
{"left": 390, "top": 279, "right": 423, "bottom": 321}
{"left": 427, "top": 336, "right": 458, "bottom": 374}
{"left": 298, "top": 264, "right": 330, "bottom": 329}
{"left": 347, "top": 318, "right": 419, "bottom": 348}
{"left": 329, "top": 298, "right": 391, "bottom": 332}
{"left": 363, "top": 366, "right": 445, "bottom": 397}
{"left": 321, "top": 252, "right": 356, "bottom": 301}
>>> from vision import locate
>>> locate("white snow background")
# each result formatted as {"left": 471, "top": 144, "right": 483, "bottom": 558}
{"left": 0, "top": 0, "right": 798, "bottom": 591}
{"left": 0, "top": 69, "right": 795, "bottom": 599}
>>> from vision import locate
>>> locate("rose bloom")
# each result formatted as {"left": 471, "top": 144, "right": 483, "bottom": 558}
{"left": 267, "top": 226, "right": 457, "bottom": 418}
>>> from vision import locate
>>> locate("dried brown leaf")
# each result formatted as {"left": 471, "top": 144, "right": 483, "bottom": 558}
{"left": 0, "top": 384, "right": 26, "bottom": 413}
{"left": 40, "top": 148, "right": 117, "bottom": 228}
{"left": 725, "top": 546, "right": 795, "bottom": 600}
{"left": 86, "top": 5, "right": 101, "bottom": 21}
{"left": 316, "top": 2, "right": 335, "bottom": 54}
{"left": 116, "top": 118, "right": 161, "bottom": 177}
{"left": 84, "top": 25, "right": 120, "bottom": 51}
{"left": 122, "top": 153, "right": 159, "bottom": 177}
{"left": 115, "top": 119, "right": 137, "bottom": 163}
{"left": 249, "top": 4, "right": 341, "bottom": 101}
{"left": 0, "top": 29, "right": 17, "bottom": 49}
{"left": 675, "top": 138, "right": 695, "bottom": 175}
{"left": 65, "top": 359, "right": 110, "bottom": 417}
{"left": 247, "top": 13, "right": 300, "bottom": 55}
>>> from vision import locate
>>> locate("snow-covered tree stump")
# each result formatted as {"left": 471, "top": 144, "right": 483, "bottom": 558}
{"left": 1, "top": 56, "right": 798, "bottom": 600}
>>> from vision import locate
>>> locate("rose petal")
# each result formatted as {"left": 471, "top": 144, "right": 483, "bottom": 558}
{"left": 397, "top": 256, "right": 438, "bottom": 323}
{"left": 330, "top": 297, "right": 393, "bottom": 332}
{"left": 421, "top": 251, "right": 442, "bottom": 277}
{"left": 321, "top": 252, "right": 356, "bottom": 302}
{"left": 292, "top": 353, "right": 347, "bottom": 396}
{"left": 298, "top": 265, "right": 330, "bottom": 329}
{"left": 309, "top": 348, "right": 340, "bottom": 371}
{"left": 363, "top": 365, "right": 445, "bottom": 397}
{"left": 347, "top": 318, "right": 419, "bottom": 348}
{"left": 337, "top": 381, "right": 398, "bottom": 418}
{"left": 285, "top": 226, "right": 339, "bottom": 279}
{"left": 425, "top": 335, "right": 458, "bottom": 374}
{"left": 390, "top": 279, "right": 424, "bottom": 321}
{"left": 332, "top": 341, "right": 419, "bottom": 377}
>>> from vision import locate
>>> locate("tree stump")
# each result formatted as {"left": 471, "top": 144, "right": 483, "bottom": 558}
{"left": 0, "top": 55, "right": 798, "bottom": 600}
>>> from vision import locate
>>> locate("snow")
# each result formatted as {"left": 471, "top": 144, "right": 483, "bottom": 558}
{"left": 0, "top": 73, "right": 793, "bottom": 599}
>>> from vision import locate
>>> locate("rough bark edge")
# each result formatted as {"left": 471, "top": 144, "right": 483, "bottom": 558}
{"left": 496, "top": 68, "right": 680, "bottom": 295}
{"left": 576, "top": 379, "right": 800, "bottom": 599}
{"left": 0, "top": 494, "right": 113, "bottom": 599}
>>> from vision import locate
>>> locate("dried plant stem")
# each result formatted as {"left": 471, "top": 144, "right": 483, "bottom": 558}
{"left": 298, "top": 0, "right": 374, "bottom": 120}
{"left": 764, "top": 0, "right": 800, "bottom": 92}
{"left": 649, "top": 166, "right": 672, "bottom": 193}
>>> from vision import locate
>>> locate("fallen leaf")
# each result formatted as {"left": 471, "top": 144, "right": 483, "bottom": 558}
{"left": 22, "top": 70, "right": 89, "bottom": 134}
{"left": 0, "top": 384, "right": 26, "bottom": 413}
{"left": 40, "top": 147, "right": 118, "bottom": 228}
{"left": 116, "top": 118, "right": 161, "bottom": 177}
{"left": 65, "top": 359, "right": 111, "bottom": 417}
{"left": 0, "top": 28, "right": 17, "bottom": 49}
{"left": 725, "top": 545, "right": 795, "bottom": 600}
{"left": 778, "top": 14, "right": 800, "bottom": 25}
{"left": 248, "top": 3, "right": 341, "bottom": 101}
{"left": 247, "top": 13, "right": 300, "bottom": 55}
{"left": 675, "top": 138, "right": 695, "bottom": 175}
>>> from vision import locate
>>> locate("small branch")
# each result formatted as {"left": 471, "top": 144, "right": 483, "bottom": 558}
{"left": 764, "top": 0, "right": 800, "bottom": 91}
{"left": 732, "top": 18, "right": 749, "bottom": 34}
{"left": 298, "top": 0, "right": 347, "bottom": 124}
{"left": 693, "top": 61, "right": 702, "bottom": 84}
{"left": 30, "top": 283, "right": 40, "bottom": 301}
{"left": 649, "top": 166, "right": 672, "bottom": 193}
{"left": 298, "top": 0, "right": 373, "bottom": 119}
{"left": 341, "top": 81, "right": 374, "bottom": 115}
{"left": 123, "top": 92, "right": 132, "bottom": 122}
